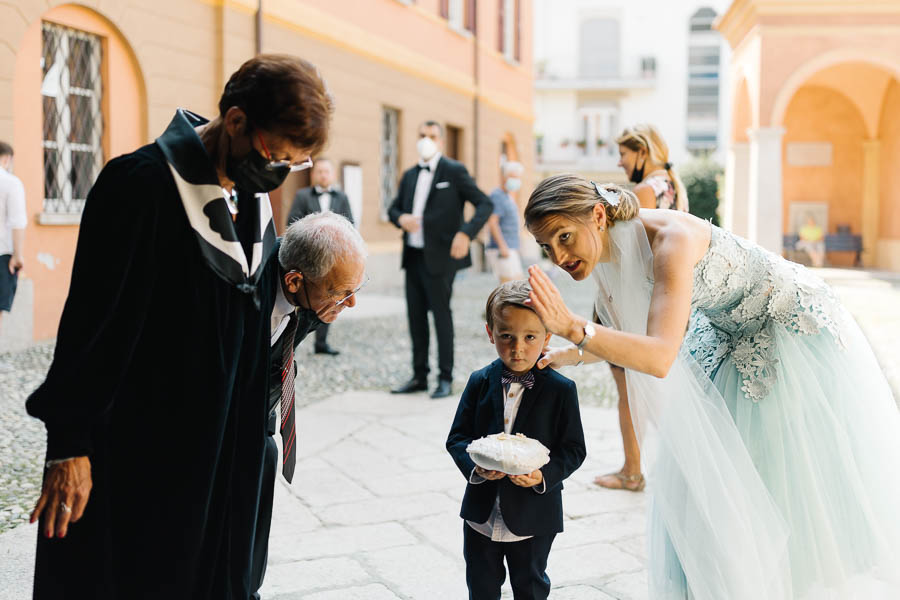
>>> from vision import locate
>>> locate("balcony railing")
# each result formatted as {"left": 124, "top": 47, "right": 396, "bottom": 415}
{"left": 535, "top": 56, "right": 657, "bottom": 92}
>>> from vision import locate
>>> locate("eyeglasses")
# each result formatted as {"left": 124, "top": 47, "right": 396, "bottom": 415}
{"left": 289, "top": 272, "right": 370, "bottom": 307}
{"left": 333, "top": 274, "right": 370, "bottom": 307}
{"left": 257, "top": 134, "right": 314, "bottom": 173}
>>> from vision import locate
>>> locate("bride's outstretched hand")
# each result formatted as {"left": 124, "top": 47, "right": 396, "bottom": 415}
{"left": 526, "top": 265, "right": 576, "bottom": 338}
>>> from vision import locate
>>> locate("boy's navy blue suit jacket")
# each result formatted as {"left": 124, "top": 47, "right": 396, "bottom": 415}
{"left": 446, "top": 359, "right": 587, "bottom": 537}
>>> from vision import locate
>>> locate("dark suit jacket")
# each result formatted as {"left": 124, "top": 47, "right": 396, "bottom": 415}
{"left": 387, "top": 156, "right": 491, "bottom": 275}
{"left": 287, "top": 186, "right": 354, "bottom": 227}
{"left": 446, "top": 359, "right": 587, "bottom": 537}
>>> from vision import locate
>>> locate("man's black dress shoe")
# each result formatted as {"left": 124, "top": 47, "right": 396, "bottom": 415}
{"left": 391, "top": 378, "right": 428, "bottom": 394}
{"left": 314, "top": 345, "right": 340, "bottom": 356}
{"left": 430, "top": 379, "right": 452, "bottom": 399}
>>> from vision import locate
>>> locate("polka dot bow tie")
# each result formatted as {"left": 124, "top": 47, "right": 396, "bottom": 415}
{"left": 501, "top": 370, "right": 535, "bottom": 389}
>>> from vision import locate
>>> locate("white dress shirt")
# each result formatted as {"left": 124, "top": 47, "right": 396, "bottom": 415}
{"left": 270, "top": 283, "right": 296, "bottom": 345}
{"left": 0, "top": 166, "right": 27, "bottom": 256}
{"left": 314, "top": 186, "right": 332, "bottom": 213}
{"left": 406, "top": 152, "right": 441, "bottom": 249}
{"left": 467, "top": 380, "right": 546, "bottom": 542}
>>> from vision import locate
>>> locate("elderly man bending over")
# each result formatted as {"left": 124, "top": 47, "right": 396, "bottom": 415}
{"left": 252, "top": 211, "right": 368, "bottom": 598}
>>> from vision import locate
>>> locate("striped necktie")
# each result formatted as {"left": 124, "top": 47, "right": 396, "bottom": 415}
{"left": 280, "top": 312, "right": 299, "bottom": 482}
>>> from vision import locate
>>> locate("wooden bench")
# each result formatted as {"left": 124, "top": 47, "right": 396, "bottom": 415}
{"left": 783, "top": 232, "right": 862, "bottom": 266}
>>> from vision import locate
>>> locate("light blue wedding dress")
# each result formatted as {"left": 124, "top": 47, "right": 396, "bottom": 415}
{"left": 591, "top": 220, "right": 900, "bottom": 600}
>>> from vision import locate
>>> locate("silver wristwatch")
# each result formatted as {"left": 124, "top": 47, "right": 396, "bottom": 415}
{"left": 574, "top": 323, "right": 596, "bottom": 367}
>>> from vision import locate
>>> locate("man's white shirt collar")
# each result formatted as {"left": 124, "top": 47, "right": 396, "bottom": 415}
{"left": 270, "top": 283, "right": 297, "bottom": 345}
{"left": 418, "top": 152, "right": 441, "bottom": 172}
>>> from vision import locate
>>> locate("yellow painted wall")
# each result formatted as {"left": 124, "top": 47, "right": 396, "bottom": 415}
{"left": 781, "top": 85, "right": 865, "bottom": 266}
{"left": 878, "top": 79, "right": 900, "bottom": 242}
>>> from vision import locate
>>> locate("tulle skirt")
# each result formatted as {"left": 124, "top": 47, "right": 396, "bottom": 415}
{"left": 649, "top": 314, "right": 900, "bottom": 599}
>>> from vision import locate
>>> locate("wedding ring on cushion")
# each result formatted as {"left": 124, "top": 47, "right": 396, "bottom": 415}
{"left": 466, "top": 432, "right": 550, "bottom": 476}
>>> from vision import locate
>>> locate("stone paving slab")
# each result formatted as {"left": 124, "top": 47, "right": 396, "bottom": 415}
{"left": 256, "top": 390, "right": 647, "bottom": 598}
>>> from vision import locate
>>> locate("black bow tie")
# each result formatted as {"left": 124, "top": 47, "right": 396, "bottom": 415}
{"left": 416, "top": 163, "right": 431, "bottom": 173}
{"left": 501, "top": 369, "right": 535, "bottom": 389}
{"left": 312, "top": 186, "right": 332, "bottom": 195}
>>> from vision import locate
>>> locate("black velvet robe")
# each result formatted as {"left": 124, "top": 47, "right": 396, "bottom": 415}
{"left": 26, "top": 110, "right": 278, "bottom": 599}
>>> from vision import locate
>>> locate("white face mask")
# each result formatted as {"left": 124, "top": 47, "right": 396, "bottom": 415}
{"left": 505, "top": 177, "right": 522, "bottom": 192}
{"left": 417, "top": 136, "right": 438, "bottom": 161}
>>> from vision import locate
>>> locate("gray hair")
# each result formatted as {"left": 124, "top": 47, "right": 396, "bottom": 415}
{"left": 501, "top": 161, "right": 523, "bottom": 177}
{"left": 278, "top": 211, "right": 367, "bottom": 280}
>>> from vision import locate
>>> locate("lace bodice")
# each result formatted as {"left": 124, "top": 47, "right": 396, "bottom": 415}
{"left": 686, "top": 226, "right": 847, "bottom": 402}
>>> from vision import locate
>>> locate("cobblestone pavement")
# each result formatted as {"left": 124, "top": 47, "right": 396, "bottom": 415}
{"left": 0, "top": 344, "right": 54, "bottom": 534}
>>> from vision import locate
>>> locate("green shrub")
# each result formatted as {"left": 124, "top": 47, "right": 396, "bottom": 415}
{"left": 681, "top": 159, "right": 723, "bottom": 226}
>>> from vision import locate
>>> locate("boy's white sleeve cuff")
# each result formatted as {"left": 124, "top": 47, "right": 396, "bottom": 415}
{"left": 469, "top": 467, "right": 488, "bottom": 484}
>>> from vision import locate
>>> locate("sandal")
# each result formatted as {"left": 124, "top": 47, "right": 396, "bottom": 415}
{"left": 593, "top": 471, "right": 646, "bottom": 492}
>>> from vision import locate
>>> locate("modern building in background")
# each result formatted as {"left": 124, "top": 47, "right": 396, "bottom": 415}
{"left": 532, "top": 0, "right": 732, "bottom": 182}
{"left": 719, "top": 0, "right": 900, "bottom": 271}
{"left": 0, "top": 0, "right": 534, "bottom": 345}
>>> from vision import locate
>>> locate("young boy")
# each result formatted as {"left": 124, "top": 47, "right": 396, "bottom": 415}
{"left": 446, "top": 280, "right": 586, "bottom": 600}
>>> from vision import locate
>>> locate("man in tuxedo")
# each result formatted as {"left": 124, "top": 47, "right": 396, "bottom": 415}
{"left": 253, "top": 211, "right": 368, "bottom": 599}
{"left": 286, "top": 157, "right": 355, "bottom": 355}
{"left": 388, "top": 120, "right": 492, "bottom": 399}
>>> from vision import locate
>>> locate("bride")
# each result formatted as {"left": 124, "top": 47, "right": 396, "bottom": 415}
{"left": 523, "top": 174, "right": 900, "bottom": 599}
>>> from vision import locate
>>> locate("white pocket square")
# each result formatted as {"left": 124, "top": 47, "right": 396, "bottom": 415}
{"left": 435, "top": 181, "right": 450, "bottom": 189}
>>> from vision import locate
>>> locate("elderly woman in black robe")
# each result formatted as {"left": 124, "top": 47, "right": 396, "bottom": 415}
{"left": 26, "top": 54, "right": 333, "bottom": 599}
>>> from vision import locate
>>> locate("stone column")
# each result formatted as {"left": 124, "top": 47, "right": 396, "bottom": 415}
{"left": 861, "top": 139, "right": 880, "bottom": 267}
{"left": 747, "top": 127, "right": 785, "bottom": 253}
{"left": 724, "top": 142, "right": 750, "bottom": 236}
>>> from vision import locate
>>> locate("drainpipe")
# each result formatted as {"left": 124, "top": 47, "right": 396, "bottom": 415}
{"left": 255, "top": 0, "right": 263, "bottom": 55}
{"left": 472, "top": 7, "right": 479, "bottom": 180}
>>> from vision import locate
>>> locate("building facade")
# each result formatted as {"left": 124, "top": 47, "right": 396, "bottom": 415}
{"left": 532, "top": 0, "right": 732, "bottom": 182}
{"left": 718, "top": 0, "right": 900, "bottom": 271}
{"left": 0, "top": 0, "right": 534, "bottom": 345}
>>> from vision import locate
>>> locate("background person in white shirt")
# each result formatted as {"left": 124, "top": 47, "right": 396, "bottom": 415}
{"left": 286, "top": 158, "right": 355, "bottom": 355}
{"left": 0, "top": 141, "right": 26, "bottom": 329}
{"left": 388, "top": 121, "right": 492, "bottom": 398}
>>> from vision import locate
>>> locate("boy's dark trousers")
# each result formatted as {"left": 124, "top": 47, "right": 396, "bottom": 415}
{"left": 463, "top": 523, "right": 556, "bottom": 600}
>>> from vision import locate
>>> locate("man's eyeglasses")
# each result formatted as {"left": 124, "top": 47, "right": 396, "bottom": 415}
{"left": 333, "top": 274, "right": 370, "bottom": 307}
{"left": 257, "top": 134, "right": 313, "bottom": 173}
{"left": 289, "top": 272, "right": 370, "bottom": 307}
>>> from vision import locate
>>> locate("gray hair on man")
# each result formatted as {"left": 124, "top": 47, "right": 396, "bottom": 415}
{"left": 501, "top": 161, "right": 524, "bottom": 177}
{"left": 278, "top": 211, "right": 367, "bottom": 280}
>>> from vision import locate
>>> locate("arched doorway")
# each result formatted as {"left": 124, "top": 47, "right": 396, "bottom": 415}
{"left": 773, "top": 60, "right": 899, "bottom": 269}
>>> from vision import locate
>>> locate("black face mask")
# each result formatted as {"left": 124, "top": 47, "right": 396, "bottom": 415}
{"left": 629, "top": 160, "right": 645, "bottom": 184}
{"left": 225, "top": 132, "right": 290, "bottom": 194}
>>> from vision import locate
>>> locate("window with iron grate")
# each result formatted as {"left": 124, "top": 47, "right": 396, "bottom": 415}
{"left": 41, "top": 22, "right": 104, "bottom": 217}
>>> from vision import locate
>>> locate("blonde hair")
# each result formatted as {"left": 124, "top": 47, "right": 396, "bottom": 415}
{"left": 616, "top": 124, "right": 689, "bottom": 212}
{"left": 524, "top": 175, "right": 640, "bottom": 233}
{"left": 485, "top": 280, "right": 536, "bottom": 331}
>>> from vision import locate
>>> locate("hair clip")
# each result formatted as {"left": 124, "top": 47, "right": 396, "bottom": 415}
{"left": 591, "top": 181, "right": 621, "bottom": 207}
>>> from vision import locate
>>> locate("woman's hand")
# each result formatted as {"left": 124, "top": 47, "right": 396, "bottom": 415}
{"left": 526, "top": 265, "right": 578, "bottom": 338}
{"left": 30, "top": 456, "right": 92, "bottom": 538}
{"left": 536, "top": 344, "right": 579, "bottom": 370}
